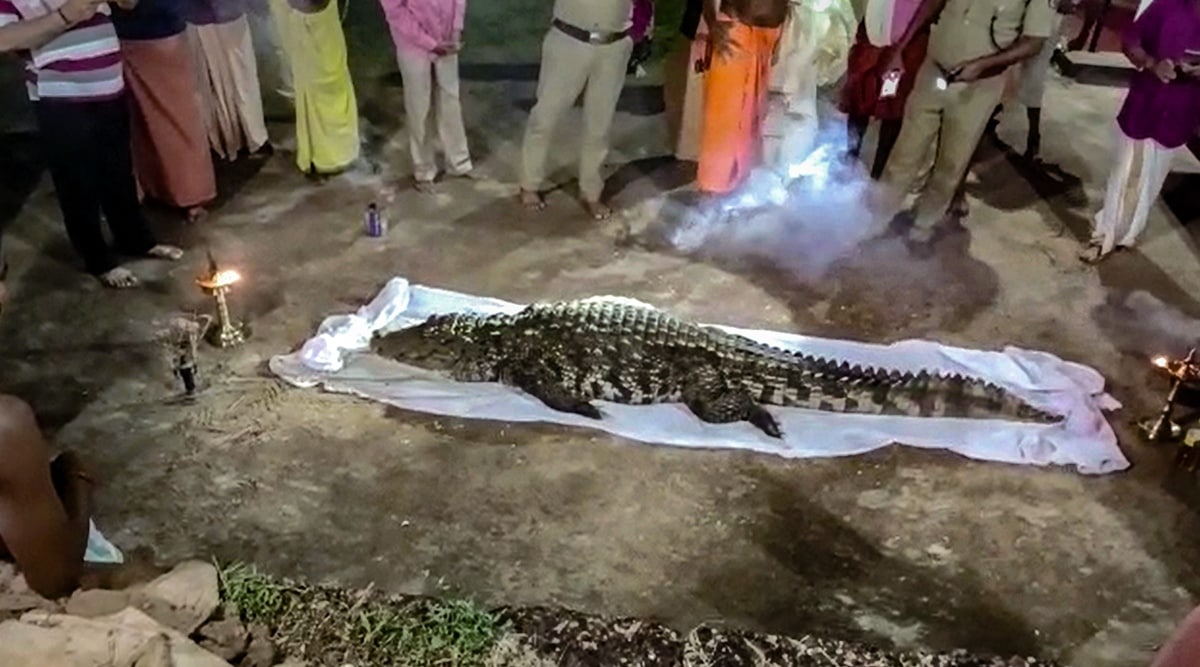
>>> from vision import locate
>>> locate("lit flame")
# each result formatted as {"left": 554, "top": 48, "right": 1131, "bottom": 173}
{"left": 1154, "top": 356, "right": 1169, "bottom": 368}
{"left": 212, "top": 269, "right": 241, "bottom": 287}
{"left": 199, "top": 269, "right": 241, "bottom": 289}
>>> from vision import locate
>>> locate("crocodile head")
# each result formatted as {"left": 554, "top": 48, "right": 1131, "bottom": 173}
{"left": 369, "top": 313, "right": 486, "bottom": 374}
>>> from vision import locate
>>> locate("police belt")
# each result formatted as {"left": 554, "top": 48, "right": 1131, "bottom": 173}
{"left": 552, "top": 18, "right": 629, "bottom": 45}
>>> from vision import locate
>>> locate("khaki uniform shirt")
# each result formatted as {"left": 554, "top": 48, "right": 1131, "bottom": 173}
{"left": 552, "top": 0, "right": 633, "bottom": 33}
{"left": 928, "top": 0, "right": 1055, "bottom": 67}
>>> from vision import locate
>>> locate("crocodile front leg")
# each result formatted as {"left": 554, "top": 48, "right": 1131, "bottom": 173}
{"left": 682, "top": 370, "right": 783, "bottom": 438}
{"left": 505, "top": 363, "right": 603, "bottom": 420}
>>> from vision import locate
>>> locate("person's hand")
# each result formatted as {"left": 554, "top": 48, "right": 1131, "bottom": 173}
{"left": 1153, "top": 58, "right": 1177, "bottom": 82}
{"left": 1179, "top": 61, "right": 1200, "bottom": 77}
{"left": 708, "top": 19, "right": 737, "bottom": 60}
{"left": 949, "top": 59, "right": 987, "bottom": 83}
{"left": 59, "top": 0, "right": 106, "bottom": 24}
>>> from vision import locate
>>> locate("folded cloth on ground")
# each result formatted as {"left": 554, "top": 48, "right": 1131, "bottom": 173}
{"left": 268, "top": 277, "right": 1128, "bottom": 475}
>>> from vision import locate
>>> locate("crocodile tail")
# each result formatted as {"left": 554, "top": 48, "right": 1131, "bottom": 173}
{"left": 772, "top": 361, "right": 1061, "bottom": 424}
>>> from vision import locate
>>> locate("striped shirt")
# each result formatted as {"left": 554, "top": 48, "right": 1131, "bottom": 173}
{"left": 0, "top": 2, "right": 124, "bottom": 102}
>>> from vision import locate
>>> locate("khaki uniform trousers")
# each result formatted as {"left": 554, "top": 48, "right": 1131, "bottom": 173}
{"left": 520, "top": 27, "right": 633, "bottom": 202}
{"left": 879, "top": 60, "right": 1007, "bottom": 228}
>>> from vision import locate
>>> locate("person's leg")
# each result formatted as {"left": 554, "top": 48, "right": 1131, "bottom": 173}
{"left": 1087, "top": 132, "right": 1138, "bottom": 260}
{"left": 870, "top": 118, "right": 902, "bottom": 179}
{"left": 1025, "top": 107, "right": 1042, "bottom": 157}
{"left": 1118, "top": 140, "right": 1174, "bottom": 248}
{"left": 875, "top": 62, "right": 947, "bottom": 222}
{"left": 910, "top": 78, "right": 1005, "bottom": 239}
{"left": 0, "top": 394, "right": 92, "bottom": 599}
{"left": 90, "top": 97, "right": 179, "bottom": 265}
{"left": 519, "top": 29, "right": 593, "bottom": 210}
{"left": 396, "top": 48, "right": 438, "bottom": 188}
{"left": 433, "top": 52, "right": 473, "bottom": 178}
{"left": 33, "top": 101, "right": 124, "bottom": 280}
{"left": 846, "top": 114, "right": 869, "bottom": 159}
{"left": 577, "top": 36, "right": 634, "bottom": 218}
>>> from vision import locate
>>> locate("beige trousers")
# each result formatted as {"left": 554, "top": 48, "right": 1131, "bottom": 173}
{"left": 878, "top": 60, "right": 1006, "bottom": 228}
{"left": 1093, "top": 132, "right": 1174, "bottom": 253}
{"left": 396, "top": 49, "right": 472, "bottom": 183}
{"left": 520, "top": 27, "right": 633, "bottom": 202}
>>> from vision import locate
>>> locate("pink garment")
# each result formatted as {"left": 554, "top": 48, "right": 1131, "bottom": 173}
{"left": 889, "top": 0, "right": 921, "bottom": 43}
{"left": 378, "top": 0, "right": 465, "bottom": 60}
{"left": 10, "top": 0, "right": 65, "bottom": 20}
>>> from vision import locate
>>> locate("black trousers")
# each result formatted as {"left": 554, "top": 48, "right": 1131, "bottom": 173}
{"left": 35, "top": 95, "right": 157, "bottom": 275}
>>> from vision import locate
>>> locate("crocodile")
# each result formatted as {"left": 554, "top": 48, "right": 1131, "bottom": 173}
{"left": 369, "top": 296, "right": 1061, "bottom": 437}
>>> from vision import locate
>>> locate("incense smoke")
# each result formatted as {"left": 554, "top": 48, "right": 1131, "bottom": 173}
{"left": 648, "top": 114, "right": 889, "bottom": 282}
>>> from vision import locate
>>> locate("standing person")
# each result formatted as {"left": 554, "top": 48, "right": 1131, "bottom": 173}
{"left": 182, "top": 0, "right": 271, "bottom": 161}
{"left": 872, "top": 0, "right": 1055, "bottom": 245}
{"left": 112, "top": 0, "right": 217, "bottom": 223}
{"left": 985, "top": 3, "right": 1069, "bottom": 158}
{"left": 763, "top": 0, "right": 854, "bottom": 176}
{"left": 1084, "top": 0, "right": 1200, "bottom": 263}
{"left": 379, "top": 0, "right": 472, "bottom": 192}
{"left": 269, "top": 0, "right": 360, "bottom": 179}
{"left": 839, "top": 0, "right": 930, "bottom": 179}
{"left": 695, "top": 0, "right": 788, "bottom": 200}
{"left": 0, "top": 0, "right": 183, "bottom": 288}
{"left": 519, "top": 0, "right": 634, "bottom": 220}
{"left": 663, "top": 0, "right": 705, "bottom": 163}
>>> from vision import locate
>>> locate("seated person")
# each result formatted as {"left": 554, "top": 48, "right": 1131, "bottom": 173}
{"left": 0, "top": 394, "right": 95, "bottom": 599}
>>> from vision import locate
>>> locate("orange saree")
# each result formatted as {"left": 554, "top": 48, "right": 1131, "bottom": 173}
{"left": 696, "top": 17, "right": 781, "bottom": 195}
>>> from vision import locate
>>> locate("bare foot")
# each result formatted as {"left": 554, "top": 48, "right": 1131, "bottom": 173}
{"left": 519, "top": 189, "right": 546, "bottom": 211}
{"left": 97, "top": 267, "right": 140, "bottom": 289}
{"left": 185, "top": 207, "right": 207, "bottom": 224}
{"left": 584, "top": 199, "right": 612, "bottom": 220}
{"left": 414, "top": 179, "right": 436, "bottom": 194}
{"left": 146, "top": 245, "right": 183, "bottom": 261}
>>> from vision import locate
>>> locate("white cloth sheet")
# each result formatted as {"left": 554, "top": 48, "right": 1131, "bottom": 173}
{"left": 268, "top": 277, "right": 1129, "bottom": 475}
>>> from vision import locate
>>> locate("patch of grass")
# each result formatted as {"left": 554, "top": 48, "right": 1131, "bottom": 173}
{"left": 217, "top": 561, "right": 291, "bottom": 625}
{"left": 216, "top": 561, "right": 509, "bottom": 667}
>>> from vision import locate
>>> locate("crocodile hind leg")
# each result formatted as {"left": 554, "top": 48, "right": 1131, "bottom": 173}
{"left": 507, "top": 365, "right": 602, "bottom": 419}
{"left": 682, "top": 372, "right": 783, "bottom": 438}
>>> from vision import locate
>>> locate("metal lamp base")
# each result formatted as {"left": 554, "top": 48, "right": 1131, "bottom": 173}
{"left": 1139, "top": 416, "right": 1182, "bottom": 442}
{"left": 206, "top": 321, "right": 250, "bottom": 348}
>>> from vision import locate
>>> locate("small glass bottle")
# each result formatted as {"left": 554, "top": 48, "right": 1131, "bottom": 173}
{"left": 365, "top": 202, "right": 381, "bottom": 237}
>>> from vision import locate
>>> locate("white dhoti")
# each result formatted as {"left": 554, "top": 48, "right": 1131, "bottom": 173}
{"left": 762, "top": 0, "right": 854, "bottom": 176}
{"left": 1093, "top": 131, "right": 1175, "bottom": 253}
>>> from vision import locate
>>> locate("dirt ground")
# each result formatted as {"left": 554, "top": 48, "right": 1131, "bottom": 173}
{"left": 3, "top": 3, "right": 1200, "bottom": 665}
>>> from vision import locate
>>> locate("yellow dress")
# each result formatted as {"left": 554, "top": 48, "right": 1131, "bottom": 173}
{"left": 269, "top": 0, "right": 360, "bottom": 174}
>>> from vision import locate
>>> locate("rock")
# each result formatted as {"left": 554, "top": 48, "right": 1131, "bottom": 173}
{"left": 0, "top": 591, "right": 48, "bottom": 614}
{"left": 66, "top": 588, "right": 134, "bottom": 618}
{"left": 0, "top": 619, "right": 70, "bottom": 665}
{"left": 197, "top": 615, "right": 249, "bottom": 661}
{"left": 7, "top": 607, "right": 227, "bottom": 666}
{"left": 131, "top": 560, "right": 220, "bottom": 635}
{"left": 239, "top": 624, "right": 277, "bottom": 667}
